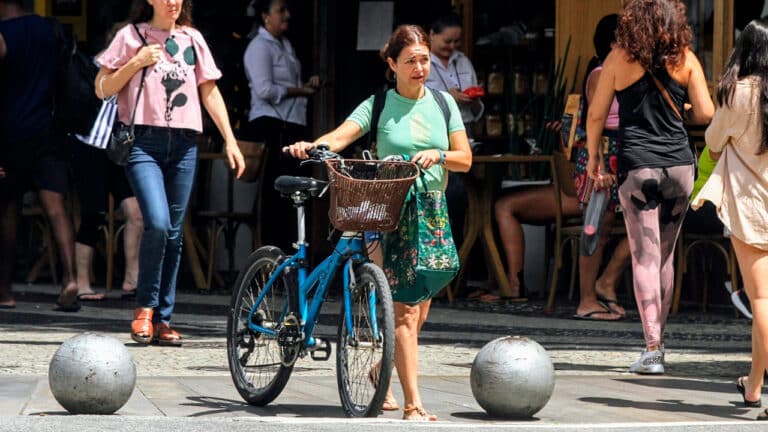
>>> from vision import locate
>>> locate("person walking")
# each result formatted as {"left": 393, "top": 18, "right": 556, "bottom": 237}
{"left": 586, "top": 0, "right": 714, "bottom": 374}
{"left": 284, "top": 25, "right": 472, "bottom": 420}
{"left": 95, "top": 0, "right": 245, "bottom": 345}
{"left": 0, "top": 0, "right": 81, "bottom": 312}
{"left": 692, "top": 18, "right": 768, "bottom": 418}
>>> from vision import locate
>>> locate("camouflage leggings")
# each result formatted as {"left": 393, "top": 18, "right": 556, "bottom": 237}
{"left": 618, "top": 165, "right": 693, "bottom": 348}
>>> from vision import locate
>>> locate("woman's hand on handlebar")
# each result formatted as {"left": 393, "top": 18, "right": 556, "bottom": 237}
{"left": 283, "top": 141, "right": 317, "bottom": 159}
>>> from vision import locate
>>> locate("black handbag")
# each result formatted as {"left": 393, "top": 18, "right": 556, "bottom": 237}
{"left": 106, "top": 24, "right": 148, "bottom": 166}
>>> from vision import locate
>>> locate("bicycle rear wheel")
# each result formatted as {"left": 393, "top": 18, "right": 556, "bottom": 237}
{"left": 227, "top": 246, "right": 295, "bottom": 406}
{"left": 336, "top": 263, "right": 394, "bottom": 417}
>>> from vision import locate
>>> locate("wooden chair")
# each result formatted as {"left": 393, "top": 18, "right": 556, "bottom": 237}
{"left": 544, "top": 150, "right": 629, "bottom": 312}
{"left": 544, "top": 150, "right": 583, "bottom": 313}
{"left": 672, "top": 230, "right": 739, "bottom": 314}
{"left": 187, "top": 139, "right": 267, "bottom": 290}
{"left": 22, "top": 193, "right": 58, "bottom": 285}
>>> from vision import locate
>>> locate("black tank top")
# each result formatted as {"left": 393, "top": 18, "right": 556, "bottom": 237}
{"left": 615, "top": 69, "right": 693, "bottom": 173}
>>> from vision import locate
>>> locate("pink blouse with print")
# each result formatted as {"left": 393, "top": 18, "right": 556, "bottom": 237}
{"left": 97, "top": 23, "right": 222, "bottom": 133}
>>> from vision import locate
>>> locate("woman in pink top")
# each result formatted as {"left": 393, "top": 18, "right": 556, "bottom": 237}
{"left": 693, "top": 19, "right": 768, "bottom": 419}
{"left": 95, "top": 0, "right": 245, "bottom": 346}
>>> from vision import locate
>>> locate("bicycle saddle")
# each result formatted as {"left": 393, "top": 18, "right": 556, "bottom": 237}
{"left": 274, "top": 176, "right": 327, "bottom": 195}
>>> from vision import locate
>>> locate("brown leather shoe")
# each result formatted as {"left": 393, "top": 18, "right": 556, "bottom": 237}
{"left": 131, "top": 308, "right": 154, "bottom": 344}
{"left": 154, "top": 323, "right": 182, "bottom": 346}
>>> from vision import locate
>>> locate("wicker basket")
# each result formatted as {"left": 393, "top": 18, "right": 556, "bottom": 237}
{"left": 326, "top": 159, "right": 419, "bottom": 232}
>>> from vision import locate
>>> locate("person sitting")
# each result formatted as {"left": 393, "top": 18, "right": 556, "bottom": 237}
{"left": 494, "top": 14, "right": 629, "bottom": 320}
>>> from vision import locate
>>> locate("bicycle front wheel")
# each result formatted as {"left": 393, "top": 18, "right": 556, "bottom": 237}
{"left": 227, "top": 246, "right": 295, "bottom": 406}
{"left": 336, "top": 263, "right": 394, "bottom": 417}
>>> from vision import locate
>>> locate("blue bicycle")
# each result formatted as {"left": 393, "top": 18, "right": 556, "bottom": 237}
{"left": 226, "top": 145, "right": 419, "bottom": 416}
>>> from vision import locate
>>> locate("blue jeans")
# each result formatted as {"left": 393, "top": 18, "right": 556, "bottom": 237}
{"left": 125, "top": 126, "right": 197, "bottom": 324}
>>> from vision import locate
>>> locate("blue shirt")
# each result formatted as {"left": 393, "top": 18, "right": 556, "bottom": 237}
{"left": 243, "top": 26, "right": 307, "bottom": 126}
{"left": 0, "top": 15, "right": 57, "bottom": 140}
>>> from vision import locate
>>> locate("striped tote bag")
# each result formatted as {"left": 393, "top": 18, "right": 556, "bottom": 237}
{"left": 74, "top": 96, "right": 117, "bottom": 149}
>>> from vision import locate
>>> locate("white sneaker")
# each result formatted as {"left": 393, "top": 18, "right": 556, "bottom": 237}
{"left": 629, "top": 349, "right": 664, "bottom": 374}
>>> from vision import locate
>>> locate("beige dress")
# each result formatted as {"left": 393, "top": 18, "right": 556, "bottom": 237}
{"left": 692, "top": 77, "right": 768, "bottom": 249}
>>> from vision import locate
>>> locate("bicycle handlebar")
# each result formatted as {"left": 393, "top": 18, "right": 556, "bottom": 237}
{"left": 302, "top": 143, "right": 341, "bottom": 166}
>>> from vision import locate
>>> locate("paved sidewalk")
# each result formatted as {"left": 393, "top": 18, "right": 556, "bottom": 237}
{"left": 0, "top": 283, "right": 762, "bottom": 431}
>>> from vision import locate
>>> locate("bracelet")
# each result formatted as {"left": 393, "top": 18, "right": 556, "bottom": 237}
{"left": 438, "top": 150, "right": 446, "bottom": 165}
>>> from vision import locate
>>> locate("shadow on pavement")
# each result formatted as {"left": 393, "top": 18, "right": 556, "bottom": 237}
{"left": 579, "top": 396, "right": 751, "bottom": 421}
{"left": 182, "top": 396, "right": 347, "bottom": 418}
{"left": 452, "top": 411, "right": 541, "bottom": 422}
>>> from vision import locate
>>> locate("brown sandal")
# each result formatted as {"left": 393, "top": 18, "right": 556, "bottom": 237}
{"left": 402, "top": 405, "right": 437, "bottom": 421}
{"left": 131, "top": 308, "right": 154, "bottom": 344}
{"left": 154, "top": 323, "right": 182, "bottom": 346}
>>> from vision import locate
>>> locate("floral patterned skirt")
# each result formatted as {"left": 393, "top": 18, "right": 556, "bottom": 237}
{"left": 572, "top": 133, "right": 621, "bottom": 211}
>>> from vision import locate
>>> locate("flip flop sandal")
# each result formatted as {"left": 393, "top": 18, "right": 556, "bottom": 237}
{"left": 52, "top": 300, "right": 81, "bottom": 313}
{"left": 466, "top": 289, "right": 487, "bottom": 300}
{"left": 77, "top": 292, "right": 105, "bottom": 301}
{"left": 572, "top": 309, "right": 621, "bottom": 321}
{"left": 597, "top": 294, "right": 625, "bottom": 315}
{"left": 479, "top": 293, "right": 503, "bottom": 304}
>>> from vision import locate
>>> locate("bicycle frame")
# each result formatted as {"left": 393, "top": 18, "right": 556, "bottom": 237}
{"left": 246, "top": 195, "right": 379, "bottom": 350}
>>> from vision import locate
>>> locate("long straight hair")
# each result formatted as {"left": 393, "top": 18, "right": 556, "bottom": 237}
{"left": 129, "top": 0, "right": 194, "bottom": 27}
{"left": 717, "top": 18, "right": 768, "bottom": 154}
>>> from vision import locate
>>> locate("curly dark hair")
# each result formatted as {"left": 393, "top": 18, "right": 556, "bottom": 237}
{"left": 616, "top": 0, "right": 692, "bottom": 70}
{"left": 130, "top": 0, "right": 194, "bottom": 27}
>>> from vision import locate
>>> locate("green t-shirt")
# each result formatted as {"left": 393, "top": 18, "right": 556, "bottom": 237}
{"left": 346, "top": 89, "right": 465, "bottom": 191}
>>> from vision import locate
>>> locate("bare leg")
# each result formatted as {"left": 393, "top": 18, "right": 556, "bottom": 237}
{"left": 120, "top": 197, "right": 143, "bottom": 292}
{"left": 595, "top": 237, "right": 631, "bottom": 311}
{"left": 74, "top": 242, "right": 103, "bottom": 299}
{"left": 0, "top": 196, "right": 19, "bottom": 307}
{"left": 494, "top": 185, "right": 579, "bottom": 297}
{"left": 732, "top": 236, "right": 768, "bottom": 402}
{"left": 394, "top": 300, "right": 436, "bottom": 420}
{"left": 39, "top": 190, "right": 78, "bottom": 305}
{"left": 577, "top": 212, "right": 628, "bottom": 318}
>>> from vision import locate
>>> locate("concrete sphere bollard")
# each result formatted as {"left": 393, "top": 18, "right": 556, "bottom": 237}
{"left": 470, "top": 336, "right": 555, "bottom": 418}
{"left": 49, "top": 333, "right": 137, "bottom": 414}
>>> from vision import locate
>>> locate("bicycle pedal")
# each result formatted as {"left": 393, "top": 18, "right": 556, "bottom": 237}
{"left": 309, "top": 337, "right": 331, "bottom": 361}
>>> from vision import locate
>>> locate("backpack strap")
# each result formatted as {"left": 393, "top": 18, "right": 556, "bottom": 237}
{"left": 427, "top": 87, "right": 452, "bottom": 129}
{"left": 365, "top": 89, "right": 387, "bottom": 152}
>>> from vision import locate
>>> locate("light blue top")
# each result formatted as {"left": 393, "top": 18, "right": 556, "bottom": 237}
{"left": 346, "top": 89, "right": 464, "bottom": 191}
{"left": 243, "top": 26, "right": 307, "bottom": 125}
{"left": 425, "top": 51, "right": 483, "bottom": 124}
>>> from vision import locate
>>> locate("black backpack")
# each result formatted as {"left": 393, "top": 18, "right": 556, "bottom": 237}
{"left": 50, "top": 19, "right": 102, "bottom": 136}
{"left": 365, "top": 86, "right": 452, "bottom": 152}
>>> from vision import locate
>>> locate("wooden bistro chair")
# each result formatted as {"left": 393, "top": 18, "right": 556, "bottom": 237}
{"left": 544, "top": 150, "right": 584, "bottom": 313}
{"left": 672, "top": 229, "right": 739, "bottom": 314}
{"left": 187, "top": 138, "right": 267, "bottom": 290}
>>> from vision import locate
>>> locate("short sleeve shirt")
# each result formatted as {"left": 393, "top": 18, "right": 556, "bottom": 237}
{"left": 346, "top": 89, "right": 464, "bottom": 191}
{"left": 97, "top": 23, "right": 222, "bottom": 132}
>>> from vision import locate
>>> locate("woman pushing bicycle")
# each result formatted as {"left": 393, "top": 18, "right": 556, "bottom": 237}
{"left": 284, "top": 25, "right": 472, "bottom": 421}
